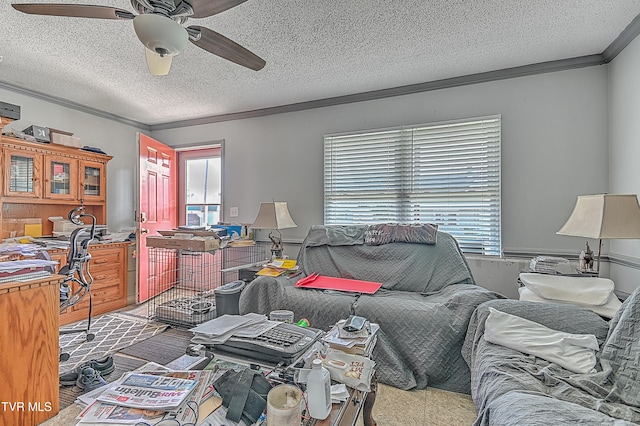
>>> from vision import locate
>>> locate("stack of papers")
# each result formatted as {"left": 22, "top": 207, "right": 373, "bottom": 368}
{"left": 331, "top": 383, "right": 350, "bottom": 404}
{"left": 323, "top": 320, "right": 380, "bottom": 356}
{"left": 189, "top": 313, "right": 278, "bottom": 345}
{"left": 256, "top": 259, "right": 299, "bottom": 277}
{"left": 529, "top": 256, "right": 571, "bottom": 274}
{"left": 76, "top": 364, "right": 219, "bottom": 425}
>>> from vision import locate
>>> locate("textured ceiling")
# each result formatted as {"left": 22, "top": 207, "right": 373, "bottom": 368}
{"left": 1, "top": 0, "right": 640, "bottom": 127}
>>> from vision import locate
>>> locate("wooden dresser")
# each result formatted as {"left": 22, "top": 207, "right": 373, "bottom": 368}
{"left": 0, "top": 275, "right": 63, "bottom": 426}
{"left": 49, "top": 242, "right": 131, "bottom": 325}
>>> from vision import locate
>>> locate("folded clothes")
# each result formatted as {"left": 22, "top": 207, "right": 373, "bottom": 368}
{"left": 484, "top": 307, "right": 599, "bottom": 374}
{"left": 519, "top": 273, "right": 614, "bottom": 305}
{"left": 518, "top": 287, "right": 622, "bottom": 319}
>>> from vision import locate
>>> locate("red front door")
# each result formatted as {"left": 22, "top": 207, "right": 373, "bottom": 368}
{"left": 137, "top": 133, "right": 177, "bottom": 303}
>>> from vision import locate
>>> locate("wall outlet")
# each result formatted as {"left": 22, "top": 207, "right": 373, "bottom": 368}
{"left": 230, "top": 207, "right": 239, "bottom": 217}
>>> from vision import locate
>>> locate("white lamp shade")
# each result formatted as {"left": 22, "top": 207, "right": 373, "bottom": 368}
{"left": 145, "top": 48, "right": 173, "bottom": 75}
{"left": 557, "top": 194, "right": 640, "bottom": 239}
{"left": 251, "top": 202, "right": 297, "bottom": 230}
{"left": 133, "top": 14, "right": 188, "bottom": 56}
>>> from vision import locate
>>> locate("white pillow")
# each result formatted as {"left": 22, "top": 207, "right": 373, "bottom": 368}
{"left": 484, "top": 307, "right": 599, "bottom": 374}
{"left": 518, "top": 287, "right": 622, "bottom": 319}
{"left": 519, "top": 273, "right": 614, "bottom": 305}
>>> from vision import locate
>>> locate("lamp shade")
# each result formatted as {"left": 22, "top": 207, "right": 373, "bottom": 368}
{"left": 557, "top": 194, "right": 640, "bottom": 239}
{"left": 145, "top": 48, "right": 173, "bottom": 76}
{"left": 251, "top": 202, "right": 297, "bottom": 230}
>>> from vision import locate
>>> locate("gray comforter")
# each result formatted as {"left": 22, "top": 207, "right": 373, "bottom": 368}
{"left": 239, "top": 225, "right": 503, "bottom": 392}
{"left": 462, "top": 288, "right": 640, "bottom": 425}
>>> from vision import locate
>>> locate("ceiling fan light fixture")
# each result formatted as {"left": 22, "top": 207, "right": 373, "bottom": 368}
{"left": 133, "top": 14, "right": 188, "bottom": 56}
{"left": 145, "top": 48, "right": 173, "bottom": 76}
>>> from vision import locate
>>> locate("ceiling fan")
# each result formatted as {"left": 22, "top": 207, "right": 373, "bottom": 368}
{"left": 11, "top": 1, "right": 266, "bottom": 75}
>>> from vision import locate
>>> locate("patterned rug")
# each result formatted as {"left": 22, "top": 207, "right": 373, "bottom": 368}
{"left": 59, "top": 312, "right": 169, "bottom": 375}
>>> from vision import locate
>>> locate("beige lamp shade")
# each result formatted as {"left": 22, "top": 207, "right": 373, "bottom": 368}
{"left": 557, "top": 194, "right": 640, "bottom": 239}
{"left": 250, "top": 202, "right": 297, "bottom": 230}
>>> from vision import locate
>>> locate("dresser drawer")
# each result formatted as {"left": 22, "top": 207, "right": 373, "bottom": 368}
{"left": 89, "top": 249, "right": 122, "bottom": 271}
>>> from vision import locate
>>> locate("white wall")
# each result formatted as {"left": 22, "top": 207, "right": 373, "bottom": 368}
{"left": 153, "top": 67, "right": 609, "bottom": 249}
{"left": 608, "top": 35, "right": 640, "bottom": 294}
{"left": 3, "top": 64, "right": 620, "bottom": 297}
{"left": 0, "top": 88, "right": 144, "bottom": 233}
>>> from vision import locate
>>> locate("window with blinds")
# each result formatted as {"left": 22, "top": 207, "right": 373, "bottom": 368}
{"left": 324, "top": 115, "right": 501, "bottom": 255}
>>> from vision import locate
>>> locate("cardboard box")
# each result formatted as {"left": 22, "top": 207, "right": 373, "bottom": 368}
{"left": 146, "top": 235, "right": 220, "bottom": 252}
{"left": 51, "top": 132, "right": 82, "bottom": 148}
{"left": 2, "top": 218, "right": 42, "bottom": 239}
{"left": 48, "top": 216, "right": 84, "bottom": 232}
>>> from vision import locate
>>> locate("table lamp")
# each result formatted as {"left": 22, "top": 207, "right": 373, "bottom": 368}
{"left": 251, "top": 201, "right": 297, "bottom": 259}
{"left": 557, "top": 194, "right": 640, "bottom": 274}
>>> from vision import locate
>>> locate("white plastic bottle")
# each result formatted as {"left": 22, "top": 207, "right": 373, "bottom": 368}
{"left": 306, "top": 358, "right": 331, "bottom": 420}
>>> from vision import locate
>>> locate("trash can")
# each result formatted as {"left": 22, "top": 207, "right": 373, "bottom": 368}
{"left": 214, "top": 280, "right": 246, "bottom": 316}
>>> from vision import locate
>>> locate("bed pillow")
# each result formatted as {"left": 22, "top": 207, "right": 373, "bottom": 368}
{"left": 519, "top": 273, "right": 614, "bottom": 306}
{"left": 484, "top": 307, "right": 599, "bottom": 374}
{"left": 518, "top": 287, "right": 622, "bottom": 319}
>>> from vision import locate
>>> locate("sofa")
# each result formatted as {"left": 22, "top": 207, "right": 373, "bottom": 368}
{"left": 462, "top": 287, "right": 640, "bottom": 425}
{"left": 239, "top": 224, "right": 504, "bottom": 393}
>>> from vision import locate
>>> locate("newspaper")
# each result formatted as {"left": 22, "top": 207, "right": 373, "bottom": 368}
{"left": 96, "top": 372, "right": 198, "bottom": 411}
{"left": 78, "top": 370, "right": 216, "bottom": 424}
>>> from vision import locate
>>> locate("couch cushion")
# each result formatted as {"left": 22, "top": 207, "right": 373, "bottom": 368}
{"left": 600, "top": 286, "right": 640, "bottom": 408}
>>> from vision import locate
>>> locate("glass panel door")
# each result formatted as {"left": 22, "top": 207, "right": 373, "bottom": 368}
{"left": 80, "top": 160, "right": 106, "bottom": 202}
{"left": 44, "top": 154, "right": 77, "bottom": 200}
{"left": 11, "top": 155, "right": 35, "bottom": 193}
{"left": 84, "top": 166, "right": 101, "bottom": 196}
{"left": 3, "top": 148, "right": 42, "bottom": 198}
{"left": 50, "top": 161, "right": 71, "bottom": 195}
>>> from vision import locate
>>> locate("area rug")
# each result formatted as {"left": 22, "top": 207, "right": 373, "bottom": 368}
{"left": 118, "top": 327, "right": 194, "bottom": 365}
{"left": 59, "top": 312, "right": 169, "bottom": 375}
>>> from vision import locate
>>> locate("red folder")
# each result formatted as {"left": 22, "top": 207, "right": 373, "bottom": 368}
{"left": 294, "top": 273, "right": 382, "bottom": 294}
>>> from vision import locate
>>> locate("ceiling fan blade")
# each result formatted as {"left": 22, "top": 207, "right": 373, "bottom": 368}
{"left": 188, "top": 26, "right": 265, "bottom": 71}
{"left": 189, "top": 0, "right": 249, "bottom": 18}
{"left": 145, "top": 49, "right": 173, "bottom": 76}
{"left": 11, "top": 4, "right": 134, "bottom": 19}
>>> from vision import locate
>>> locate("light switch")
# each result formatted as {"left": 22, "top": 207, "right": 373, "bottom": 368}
{"left": 230, "top": 207, "right": 239, "bottom": 217}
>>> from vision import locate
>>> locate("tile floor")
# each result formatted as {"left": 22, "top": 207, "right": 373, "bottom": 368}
{"left": 355, "top": 384, "right": 477, "bottom": 425}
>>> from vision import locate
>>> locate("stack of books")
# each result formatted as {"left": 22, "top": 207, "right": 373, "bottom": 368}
{"left": 323, "top": 319, "right": 380, "bottom": 356}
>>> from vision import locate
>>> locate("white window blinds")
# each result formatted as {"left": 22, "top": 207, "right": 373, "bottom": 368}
{"left": 324, "top": 115, "right": 501, "bottom": 255}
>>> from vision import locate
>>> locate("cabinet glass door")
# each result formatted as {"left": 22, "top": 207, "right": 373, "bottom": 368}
{"left": 81, "top": 161, "right": 106, "bottom": 202}
{"left": 44, "top": 155, "right": 77, "bottom": 200}
{"left": 3, "top": 149, "right": 42, "bottom": 197}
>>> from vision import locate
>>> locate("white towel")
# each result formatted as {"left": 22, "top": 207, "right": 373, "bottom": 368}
{"left": 519, "top": 273, "right": 614, "bottom": 305}
{"left": 484, "top": 307, "right": 599, "bottom": 374}
{"left": 518, "top": 287, "right": 622, "bottom": 319}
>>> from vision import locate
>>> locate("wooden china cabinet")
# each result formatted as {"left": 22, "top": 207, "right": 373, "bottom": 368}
{"left": 0, "top": 117, "right": 129, "bottom": 325}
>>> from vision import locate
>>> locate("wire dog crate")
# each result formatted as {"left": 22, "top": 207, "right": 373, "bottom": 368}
{"left": 147, "top": 242, "right": 269, "bottom": 327}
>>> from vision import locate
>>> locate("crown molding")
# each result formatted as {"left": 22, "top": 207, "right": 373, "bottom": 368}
{"left": 150, "top": 54, "right": 604, "bottom": 131}
{"left": 0, "top": 80, "right": 150, "bottom": 131}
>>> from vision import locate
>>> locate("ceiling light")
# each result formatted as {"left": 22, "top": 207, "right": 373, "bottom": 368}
{"left": 145, "top": 49, "right": 172, "bottom": 76}
{"left": 133, "top": 14, "right": 188, "bottom": 57}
